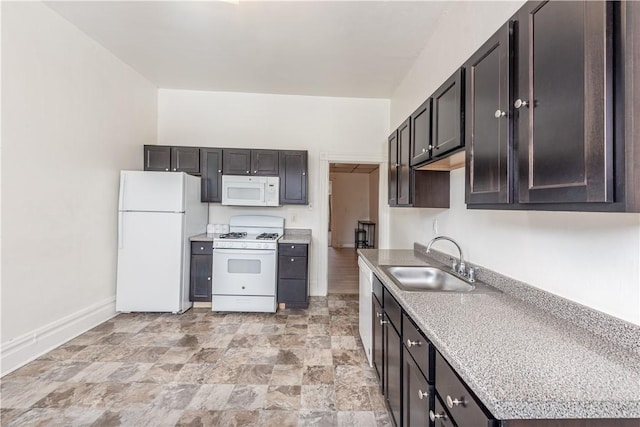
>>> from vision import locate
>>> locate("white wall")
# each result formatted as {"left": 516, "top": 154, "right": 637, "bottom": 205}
{"left": 158, "top": 89, "right": 389, "bottom": 295}
{"left": 387, "top": 1, "right": 640, "bottom": 325}
{"left": 329, "top": 173, "right": 370, "bottom": 247}
{"left": 1, "top": 2, "right": 158, "bottom": 373}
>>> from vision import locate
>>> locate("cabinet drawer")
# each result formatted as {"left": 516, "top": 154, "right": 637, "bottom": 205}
{"left": 278, "top": 278, "right": 307, "bottom": 303}
{"left": 372, "top": 274, "right": 383, "bottom": 304}
{"left": 403, "top": 313, "right": 433, "bottom": 383}
{"left": 278, "top": 256, "right": 307, "bottom": 279}
{"left": 191, "top": 242, "right": 213, "bottom": 255}
{"left": 383, "top": 287, "right": 401, "bottom": 332}
{"left": 279, "top": 243, "right": 308, "bottom": 256}
{"left": 435, "top": 351, "right": 496, "bottom": 427}
{"left": 432, "top": 394, "right": 455, "bottom": 427}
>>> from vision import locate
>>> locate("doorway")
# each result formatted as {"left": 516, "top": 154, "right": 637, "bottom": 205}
{"left": 328, "top": 163, "right": 380, "bottom": 294}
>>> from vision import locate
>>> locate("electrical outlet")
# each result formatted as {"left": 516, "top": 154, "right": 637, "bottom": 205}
{"left": 432, "top": 219, "right": 438, "bottom": 234}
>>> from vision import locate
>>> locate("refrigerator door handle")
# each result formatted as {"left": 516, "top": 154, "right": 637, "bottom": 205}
{"left": 119, "top": 172, "right": 126, "bottom": 211}
{"left": 118, "top": 212, "right": 124, "bottom": 249}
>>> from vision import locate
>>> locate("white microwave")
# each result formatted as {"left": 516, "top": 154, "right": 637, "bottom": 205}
{"left": 221, "top": 175, "right": 280, "bottom": 206}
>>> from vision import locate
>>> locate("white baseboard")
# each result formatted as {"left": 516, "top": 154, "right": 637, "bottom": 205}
{"left": 1, "top": 297, "right": 117, "bottom": 377}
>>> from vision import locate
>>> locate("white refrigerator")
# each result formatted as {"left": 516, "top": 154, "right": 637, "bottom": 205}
{"left": 116, "top": 171, "right": 207, "bottom": 313}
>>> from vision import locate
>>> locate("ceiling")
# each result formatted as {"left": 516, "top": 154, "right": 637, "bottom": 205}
{"left": 45, "top": 1, "right": 449, "bottom": 99}
{"left": 330, "top": 163, "right": 379, "bottom": 174}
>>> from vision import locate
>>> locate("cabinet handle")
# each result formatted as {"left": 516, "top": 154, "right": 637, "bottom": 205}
{"left": 379, "top": 319, "right": 388, "bottom": 326}
{"left": 494, "top": 109, "right": 507, "bottom": 118}
{"left": 165, "top": 168, "right": 169, "bottom": 171}
{"left": 514, "top": 99, "right": 529, "bottom": 109}
{"left": 246, "top": 170, "right": 250, "bottom": 174}
{"left": 291, "top": 245, "right": 295, "bottom": 249}
{"left": 428, "top": 145, "right": 433, "bottom": 150}
{"left": 173, "top": 168, "right": 177, "bottom": 171}
{"left": 200, "top": 246, "right": 204, "bottom": 250}
{"left": 291, "top": 258, "right": 295, "bottom": 262}
{"left": 217, "top": 170, "right": 222, "bottom": 173}
{"left": 429, "top": 411, "right": 446, "bottom": 422}
{"left": 418, "top": 389, "right": 428, "bottom": 400}
{"left": 406, "top": 339, "right": 422, "bottom": 348}
{"left": 207, "top": 277, "right": 211, "bottom": 281}
{"left": 376, "top": 312, "right": 383, "bottom": 318}
{"left": 422, "top": 148, "right": 426, "bottom": 153}
{"left": 254, "top": 170, "right": 257, "bottom": 173}
{"left": 302, "top": 172, "right": 306, "bottom": 176}
{"left": 446, "top": 395, "right": 465, "bottom": 408}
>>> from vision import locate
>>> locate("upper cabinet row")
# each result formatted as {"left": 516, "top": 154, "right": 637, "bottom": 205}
{"left": 466, "top": 0, "right": 616, "bottom": 210}
{"left": 143, "top": 145, "right": 308, "bottom": 205}
{"left": 391, "top": 0, "right": 639, "bottom": 212}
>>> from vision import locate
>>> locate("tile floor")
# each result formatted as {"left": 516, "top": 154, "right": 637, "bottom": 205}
{"left": 1, "top": 295, "right": 391, "bottom": 426}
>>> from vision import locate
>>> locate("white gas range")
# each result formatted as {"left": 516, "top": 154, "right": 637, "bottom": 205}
{"left": 212, "top": 215, "right": 284, "bottom": 313}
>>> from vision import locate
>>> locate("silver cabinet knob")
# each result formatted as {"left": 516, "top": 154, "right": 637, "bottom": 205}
{"left": 446, "top": 395, "right": 465, "bottom": 408}
{"left": 254, "top": 170, "right": 257, "bottom": 173}
{"left": 429, "top": 411, "right": 446, "bottom": 422}
{"left": 246, "top": 170, "right": 250, "bottom": 174}
{"left": 207, "top": 277, "right": 211, "bottom": 281}
{"left": 376, "top": 312, "right": 383, "bottom": 318}
{"left": 291, "top": 245, "right": 295, "bottom": 249}
{"left": 418, "top": 389, "right": 428, "bottom": 400}
{"left": 290, "top": 258, "right": 295, "bottom": 262}
{"left": 217, "top": 169, "right": 222, "bottom": 173}
{"left": 302, "top": 172, "right": 306, "bottom": 176}
{"left": 379, "top": 319, "right": 388, "bottom": 326}
{"left": 165, "top": 168, "right": 169, "bottom": 171}
{"left": 173, "top": 168, "right": 177, "bottom": 171}
{"left": 406, "top": 339, "right": 422, "bottom": 348}
{"left": 514, "top": 99, "right": 529, "bottom": 109}
{"left": 422, "top": 148, "right": 426, "bottom": 153}
{"left": 494, "top": 109, "right": 506, "bottom": 118}
{"left": 428, "top": 145, "right": 433, "bottom": 150}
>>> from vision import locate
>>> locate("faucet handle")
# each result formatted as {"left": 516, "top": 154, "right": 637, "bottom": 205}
{"left": 449, "top": 257, "right": 458, "bottom": 272}
{"left": 457, "top": 261, "right": 466, "bottom": 276}
{"left": 467, "top": 266, "right": 479, "bottom": 282}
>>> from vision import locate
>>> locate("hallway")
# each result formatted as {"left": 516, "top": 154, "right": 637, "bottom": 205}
{"left": 327, "top": 247, "right": 359, "bottom": 295}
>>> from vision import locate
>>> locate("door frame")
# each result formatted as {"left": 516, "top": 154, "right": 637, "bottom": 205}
{"left": 316, "top": 152, "right": 387, "bottom": 296}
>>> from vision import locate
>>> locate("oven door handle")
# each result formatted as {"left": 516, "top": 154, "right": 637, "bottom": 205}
{"left": 213, "top": 249, "right": 275, "bottom": 256}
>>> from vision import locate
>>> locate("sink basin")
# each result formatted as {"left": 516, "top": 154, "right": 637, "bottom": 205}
{"left": 382, "top": 266, "right": 475, "bottom": 292}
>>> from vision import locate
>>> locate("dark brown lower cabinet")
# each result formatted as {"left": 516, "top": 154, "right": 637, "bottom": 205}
{"left": 189, "top": 242, "right": 212, "bottom": 302}
{"left": 277, "top": 243, "right": 309, "bottom": 308}
{"left": 384, "top": 316, "right": 402, "bottom": 427}
{"left": 403, "top": 348, "right": 434, "bottom": 427}
{"left": 372, "top": 295, "right": 384, "bottom": 387}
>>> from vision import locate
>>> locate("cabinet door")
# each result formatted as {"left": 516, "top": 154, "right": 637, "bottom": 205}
{"left": 171, "top": 147, "right": 200, "bottom": 174}
{"left": 200, "top": 148, "right": 223, "bottom": 202}
{"left": 251, "top": 150, "right": 279, "bottom": 176}
{"left": 465, "top": 23, "right": 512, "bottom": 205}
{"left": 190, "top": 254, "right": 212, "bottom": 302}
{"left": 278, "top": 256, "right": 307, "bottom": 279}
{"left": 410, "top": 99, "right": 432, "bottom": 166}
{"left": 403, "top": 349, "right": 434, "bottom": 427}
{"left": 144, "top": 145, "right": 171, "bottom": 171}
{"left": 397, "top": 118, "right": 412, "bottom": 206}
{"left": 279, "top": 150, "right": 308, "bottom": 205}
{"left": 223, "top": 149, "right": 251, "bottom": 175}
{"left": 278, "top": 278, "right": 307, "bottom": 305}
{"left": 388, "top": 130, "right": 399, "bottom": 206}
{"left": 385, "top": 319, "right": 402, "bottom": 427}
{"left": 432, "top": 68, "right": 465, "bottom": 158}
{"left": 517, "top": 0, "right": 613, "bottom": 204}
{"left": 372, "top": 296, "right": 384, "bottom": 385}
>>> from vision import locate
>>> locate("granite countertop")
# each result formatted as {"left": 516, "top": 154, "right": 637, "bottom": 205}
{"left": 280, "top": 228, "right": 312, "bottom": 244}
{"left": 190, "top": 233, "right": 215, "bottom": 242}
{"left": 358, "top": 248, "right": 640, "bottom": 420}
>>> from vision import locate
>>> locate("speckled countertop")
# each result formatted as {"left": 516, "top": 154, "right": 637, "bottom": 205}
{"left": 280, "top": 229, "right": 312, "bottom": 244}
{"left": 190, "top": 233, "right": 215, "bottom": 242}
{"left": 358, "top": 248, "right": 640, "bottom": 420}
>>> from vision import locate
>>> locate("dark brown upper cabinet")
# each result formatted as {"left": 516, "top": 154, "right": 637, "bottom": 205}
{"left": 465, "top": 22, "right": 513, "bottom": 205}
{"left": 388, "top": 130, "right": 399, "bottom": 206}
{"left": 144, "top": 145, "right": 200, "bottom": 175}
{"left": 516, "top": 0, "right": 613, "bottom": 204}
{"left": 200, "top": 148, "right": 223, "bottom": 202}
{"left": 222, "top": 149, "right": 252, "bottom": 175}
{"left": 251, "top": 150, "right": 279, "bottom": 176}
{"left": 410, "top": 98, "right": 432, "bottom": 166}
{"left": 223, "top": 149, "right": 279, "bottom": 176}
{"left": 432, "top": 68, "right": 465, "bottom": 158}
{"left": 388, "top": 119, "right": 412, "bottom": 206}
{"left": 279, "top": 150, "right": 308, "bottom": 205}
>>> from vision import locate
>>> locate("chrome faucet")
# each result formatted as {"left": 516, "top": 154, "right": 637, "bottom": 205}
{"left": 426, "top": 236, "right": 466, "bottom": 276}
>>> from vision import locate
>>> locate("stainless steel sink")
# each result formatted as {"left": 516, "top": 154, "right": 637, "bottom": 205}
{"left": 382, "top": 266, "right": 475, "bottom": 292}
